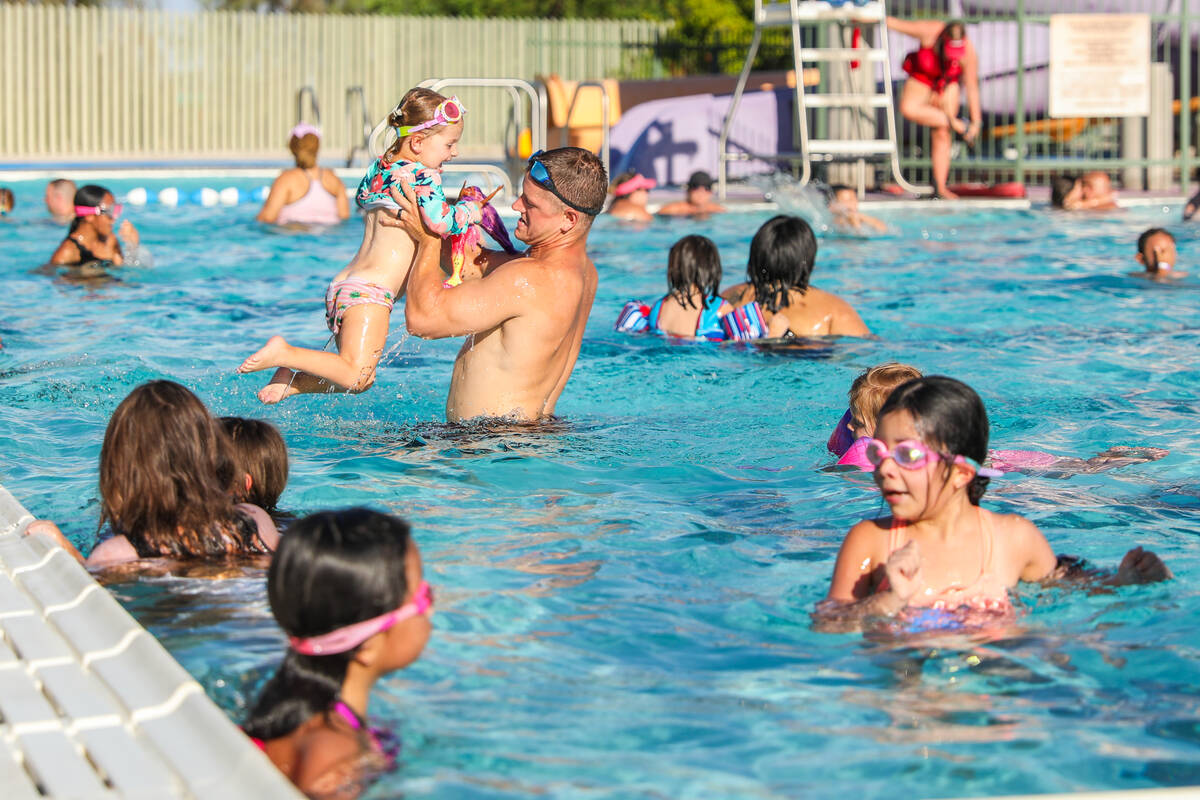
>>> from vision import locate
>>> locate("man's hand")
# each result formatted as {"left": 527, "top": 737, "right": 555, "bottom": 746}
{"left": 392, "top": 180, "right": 439, "bottom": 246}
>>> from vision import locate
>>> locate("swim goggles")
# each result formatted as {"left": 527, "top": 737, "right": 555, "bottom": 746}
{"left": 613, "top": 174, "right": 656, "bottom": 197}
{"left": 864, "top": 438, "right": 1003, "bottom": 478}
{"left": 289, "top": 580, "right": 434, "bottom": 655}
{"left": 75, "top": 203, "right": 123, "bottom": 219}
{"left": 394, "top": 96, "right": 467, "bottom": 138}
{"left": 527, "top": 150, "right": 604, "bottom": 216}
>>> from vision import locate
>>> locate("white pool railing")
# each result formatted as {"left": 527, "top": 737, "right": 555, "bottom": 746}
{"left": 0, "top": 483, "right": 302, "bottom": 799}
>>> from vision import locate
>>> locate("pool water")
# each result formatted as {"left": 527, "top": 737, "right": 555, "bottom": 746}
{"left": 2, "top": 179, "right": 1199, "bottom": 798}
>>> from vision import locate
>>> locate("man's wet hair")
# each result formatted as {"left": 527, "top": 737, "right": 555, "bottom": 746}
{"left": 536, "top": 147, "right": 608, "bottom": 220}
{"left": 1050, "top": 175, "right": 1077, "bottom": 209}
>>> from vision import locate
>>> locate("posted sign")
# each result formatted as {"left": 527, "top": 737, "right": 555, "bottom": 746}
{"left": 1049, "top": 14, "right": 1150, "bottom": 118}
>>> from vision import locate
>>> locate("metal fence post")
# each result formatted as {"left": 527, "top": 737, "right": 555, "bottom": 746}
{"left": 1182, "top": 0, "right": 1192, "bottom": 190}
{"left": 1015, "top": 0, "right": 1026, "bottom": 186}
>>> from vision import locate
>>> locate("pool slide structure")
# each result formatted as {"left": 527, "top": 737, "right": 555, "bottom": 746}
{"left": 0, "top": 483, "right": 302, "bottom": 799}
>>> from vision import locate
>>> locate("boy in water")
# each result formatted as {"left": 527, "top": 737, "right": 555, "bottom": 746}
{"left": 827, "top": 185, "right": 886, "bottom": 234}
{"left": 1133, "top": 227, "right": 1181, "bottom": 281}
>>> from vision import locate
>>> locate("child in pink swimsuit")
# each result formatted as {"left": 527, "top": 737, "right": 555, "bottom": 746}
{"left": 237, "top": 87, "right": 500, "bottom": 404}
{"left": 816, "top": 376, "right": 1172, "bottom": 633}
{"left": 243, "top": 509, "right": 433, "bottom": 798}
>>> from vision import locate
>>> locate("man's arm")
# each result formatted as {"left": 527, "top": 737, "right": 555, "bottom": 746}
{"left": 396, "top": 182, "right": 529, "bottom": 339}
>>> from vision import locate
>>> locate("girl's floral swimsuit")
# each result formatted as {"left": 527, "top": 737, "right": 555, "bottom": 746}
{"left": 320, "top": 156, "right": 484, "bottom": 332}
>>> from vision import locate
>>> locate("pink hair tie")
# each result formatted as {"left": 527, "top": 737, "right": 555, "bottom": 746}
{"left": 289, "top": 122, "right": 321, "bottom": 141}
{"left": 288, "top": 581, "right": 433, "bottom": 656}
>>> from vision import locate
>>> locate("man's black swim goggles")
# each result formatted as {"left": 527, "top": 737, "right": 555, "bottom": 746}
{"left": 527, "top": 150, "right": 604, "bottom": 216}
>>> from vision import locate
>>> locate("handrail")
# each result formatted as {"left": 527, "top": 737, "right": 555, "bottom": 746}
{"left": 561, "top": 81, "right": 611, "bottom": 180}
{"left": 345, "top": 86, "right": 371, "bottom": 168}
{"left": 367, "top": 77, "right": 547, "bottom": 194}
{"left": 296, "top": 85, "right": 321, "bottom": 127}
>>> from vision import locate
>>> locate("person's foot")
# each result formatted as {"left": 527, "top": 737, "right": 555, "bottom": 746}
{"left": 948, "top": 114, "right": 968, "bottom": 137}
{"left": 258, "top": 368, "right": 300, "bottom": 404}
{"left": 238, "top": 335, "right": 289, "bottom": 374}
{"left": 1111, "top": 546, "right": 1173, "bottom": 585}
{"left": 932, "top": 187, "right": 959, "bottom": 200}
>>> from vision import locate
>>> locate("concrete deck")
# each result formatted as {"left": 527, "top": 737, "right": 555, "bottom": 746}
{"left": 0, "top": 484, "right": 301, "bottom": 799}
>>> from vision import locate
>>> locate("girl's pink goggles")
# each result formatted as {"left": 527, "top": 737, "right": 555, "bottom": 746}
{"left": 75, "top": 203, "right": 123, "bottom": 219}
{"left": 289, "top": 580, "right": 434, "bottom": 656}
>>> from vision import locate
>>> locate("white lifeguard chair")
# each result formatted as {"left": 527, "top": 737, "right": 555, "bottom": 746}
{"left": 717, "top": 0, "right": 927, "bottom": 197}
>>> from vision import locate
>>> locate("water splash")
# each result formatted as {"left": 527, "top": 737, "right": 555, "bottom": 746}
{"left": 754, "top": 174, "right": 835, "bottom": 233}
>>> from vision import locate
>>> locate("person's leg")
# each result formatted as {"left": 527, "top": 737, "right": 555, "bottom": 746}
{"left": 243, "top": 304, "right": 392, "bottom": 403}
{"left": 897, "top": 79, "right": 946, "bottom": 127}
{"left": 937, "top": 83, "right": 967, "bottom": 137}
{"left": 930, "top": 126, "right": 955, "bottom": 197}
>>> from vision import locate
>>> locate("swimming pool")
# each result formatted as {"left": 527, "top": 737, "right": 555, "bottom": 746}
{"left": 2, "top": 178, "right": 1199, "bottom": 798}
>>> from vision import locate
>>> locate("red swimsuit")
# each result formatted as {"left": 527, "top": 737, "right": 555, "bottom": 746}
{"left": 902, "top": 40, "right": 966, "bottom": 93}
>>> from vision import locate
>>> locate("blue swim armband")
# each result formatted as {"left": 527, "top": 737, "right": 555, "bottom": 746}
{"left": 615, "top": 300, "right": 651, "bottom": 333}
{"left": 720, "top": 302, "right": 768, "bottom": 341}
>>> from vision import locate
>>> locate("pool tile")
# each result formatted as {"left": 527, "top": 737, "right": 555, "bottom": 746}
{"left": 16, "top": 729, "right": 112, "bottom": 797}
{"left": 88, "top": 633, "right": 201, "bottom": 712}
{"left": 0, "top": 730, "right": 44, "bottom": 800}
{"left": 47, "top": 586, "right": 141, "bottom": 658}
{"left": 14, "top": 549, "right": 94, "bottom": 611}
{"left": 77, "top": 725, "right": 185, "bottom": 799}
{"left": 1, "top": 614, "right": 75, "bottom": 664}
{"left": 0, "top": 668, "right": 58, "bottom": 725}
{"left": 35, "top": 662, "right": 124, "bottom": 723}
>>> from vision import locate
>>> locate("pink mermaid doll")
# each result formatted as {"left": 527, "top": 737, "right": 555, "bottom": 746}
{"left": 238, "top": 87, "right": 518, "bottom": 404}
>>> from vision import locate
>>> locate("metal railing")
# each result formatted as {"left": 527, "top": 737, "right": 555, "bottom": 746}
{"left": 562, "top": 81, "right": 612, "bottom": 178}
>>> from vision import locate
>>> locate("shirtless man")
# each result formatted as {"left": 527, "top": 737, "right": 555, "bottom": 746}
{"left": 656, "top": 171, "right": 727, "bottom": 217}
{"left": 398, "top": 147, "right": 606, "bottom": 422}
{"left": 44, "top": 178, "right": 76, "bottom": 224}
{"left": 722, "top": 215, "right": 870, "bottom": 338}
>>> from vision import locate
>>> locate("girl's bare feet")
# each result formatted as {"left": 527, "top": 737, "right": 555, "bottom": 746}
{"left": 238, "top": 335, "right": 290, "bottom": 374}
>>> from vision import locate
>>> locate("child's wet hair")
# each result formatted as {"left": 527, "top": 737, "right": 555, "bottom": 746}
{"left": 667, "top": 235, "right": 722, "bottom": 310}
{"left": 849, "top": 363, "right": 923, "bottom": 430}
{"left": 0, "top": 187, "right": 13, "bottom": 212}
{"left": 1050, "top": 175, "right": 1077, "bottom": 209}
{"left": 748, "top": 215, "right": 818, "bottom": 313}
{"left": 383, "top": 87, "right": 450, "bottom": 162}
{"left": 876, "top": 375, "right": 991, "bottom": 505}
{"left": 220, "top": 417, "right": 289, "bottom": 511}
{"left": 99, "top": 380, "right": 264, "bottom": 558}
{"left": 243, "top": 508, "right": 413, "bottom": 741}
{"left": 1136, "top": 227, "right": 1174, "bottom": 255}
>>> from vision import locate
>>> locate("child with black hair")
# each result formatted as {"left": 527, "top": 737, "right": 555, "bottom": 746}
{"left": 615, "top": 235, "right": 768, "bottom": 340}
{"left": 220, "top": 417, "right": 290, "bottom": 518}
{"left": 1133, "top": 227, "right": 1181, "bottom": 280}
{"left": 816, "top": 376, "right": 1171, "bottom": 632}
{"left": 722, "top": 215, "right": 871, "bottom": 338}
{"left": 244, "top": 508, "right": 432, "bottom": 798}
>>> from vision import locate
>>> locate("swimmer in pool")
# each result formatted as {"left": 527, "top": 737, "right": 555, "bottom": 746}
{"left": 606, "top": 171, "right": 655, "bottom": 222}
{"left": 827, "top": 184, "right": 887, "bottom": 234}
{"left": 829, "top": 364, "right": 1169, "bottom": 476}
{"left": 615, "top": 235, "right": 741, "bottom": 340}
{"left": 45, "top": 178, "right": 76, "bottom": 224}
{"left": 238, "top": 87, "right": 495, "bottom": 404}
{"left": 1052, "top": 171, "right": 1119, "bottom": 211}
{"left": 1133, "top": 227, "right": 1182, "bottom": 281}
{"left": 656, "top": 171, "right": 727, "bottom": 217}
{"left": 0, "top": 187, "right": 13, "bottom": 218}
{"left": 48, "top": 184, "right": 140, "bottom": 267}
{"left": 722, "top": 215, "right": 871, "bottom": 338}
{"left": 814, "top": 376, "right": 1172, "bottom": 633}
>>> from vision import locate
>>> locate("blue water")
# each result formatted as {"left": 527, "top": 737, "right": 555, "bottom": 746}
{"left": 2, "top": 179, "right": 1199, "bottom": 798}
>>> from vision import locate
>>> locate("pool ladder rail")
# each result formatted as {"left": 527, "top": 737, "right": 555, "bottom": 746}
{"left": 717, "top": 0, "right": 928, "bottom": 197}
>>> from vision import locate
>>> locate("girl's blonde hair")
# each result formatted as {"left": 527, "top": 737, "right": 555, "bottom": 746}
{"left": 848, "top": 363, "right": 923, "bottom": 428}
{"left": 289, "top": 133, "right": 320, "bottom": 169}
{"left": 382, "top": 87, "right": 450, "bottom": 163}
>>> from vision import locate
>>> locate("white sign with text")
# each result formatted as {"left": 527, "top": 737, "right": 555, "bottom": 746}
{"left": 1049, "top": 14, "right": 1150, "bottom": 118}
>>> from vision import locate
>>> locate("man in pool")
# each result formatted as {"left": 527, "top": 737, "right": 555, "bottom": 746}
{"left": 1133, "top": 227, "right": 1182, "bottom": 281}
{"left": 396, "top": 147, "right": 605, "bottom": 423}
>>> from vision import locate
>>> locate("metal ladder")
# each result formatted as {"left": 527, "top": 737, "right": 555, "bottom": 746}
{"left": 296, "top": 85, "right": 320, "bottom": 128}
{"left": 717, "top": 0, "right": 926, "bottom": 197}
{"left": 345, "top": 86, "right": 372, "bottom": 168}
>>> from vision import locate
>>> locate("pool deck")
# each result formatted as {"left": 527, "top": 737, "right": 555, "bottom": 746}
{"left": 0, "top": 483, "right": 301, "bottom": 799}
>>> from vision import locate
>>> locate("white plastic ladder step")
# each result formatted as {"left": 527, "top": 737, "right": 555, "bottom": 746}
{"left": 799, "top": 48, "right": 887, "bottom": 62}
{"left": 802, "top": 94, "right": 891, "bottom": 108}
{"left": 808, "top": 139, "right": 896, "bottom": 155}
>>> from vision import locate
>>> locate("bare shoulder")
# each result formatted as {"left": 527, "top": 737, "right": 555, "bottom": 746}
{"left": 721, "top": 282, "right": 752, "bottom": 304}
{"left": 294, "top": 723, "right": 364, "bottom": 796}
{"left": 987, "top": 509, "right": 1042, "bottom": 540}
{"left": 235, "top": 503, "right": 280, "bottom": 551}
{"left": 87, "top": 535, "right": 140, "bottom": 567}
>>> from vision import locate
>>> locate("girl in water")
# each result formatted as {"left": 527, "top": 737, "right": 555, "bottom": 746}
{"left": 817, "top": 376, "right": 1171, "bottom": 631}
{"left": 26, "top": 381, "right": 278, "bottom": 568}
{"left": 243, "top": 508, "right": 432, "bottom": 799}
{"left": 48, "top": 184, "right": 141, "bottom": 266}
{"left": 238, "top": 87, "right": 510, "bottom": 404}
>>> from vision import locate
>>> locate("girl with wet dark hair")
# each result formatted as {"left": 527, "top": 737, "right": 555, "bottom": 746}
{"left": 48, "top": 183, "right": 140, "bottom": 266}
{"left": 721, "top": 215, "right": 870, "bottom": 338}
{"left": 244, "top": 508, "right": 433, "bottom": 798}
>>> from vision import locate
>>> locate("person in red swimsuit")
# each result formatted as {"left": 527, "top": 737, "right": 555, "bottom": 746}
{"left": 886, "top": 17, "right": 982, "bottom": 199}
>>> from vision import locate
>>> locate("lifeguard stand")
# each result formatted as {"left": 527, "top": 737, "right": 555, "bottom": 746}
{"left": 717, "top": 0, "right": 927, "bottom": 197}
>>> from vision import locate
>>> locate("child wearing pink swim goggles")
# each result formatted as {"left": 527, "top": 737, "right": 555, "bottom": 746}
{"left": 48, "top": 183, "right": 140, "bottom": 267}
{"left": 244, "top": 508, "right": 433, "bottom": 796}
{"left": 817, "top": 375, "right": 1172, "bottom": 632}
